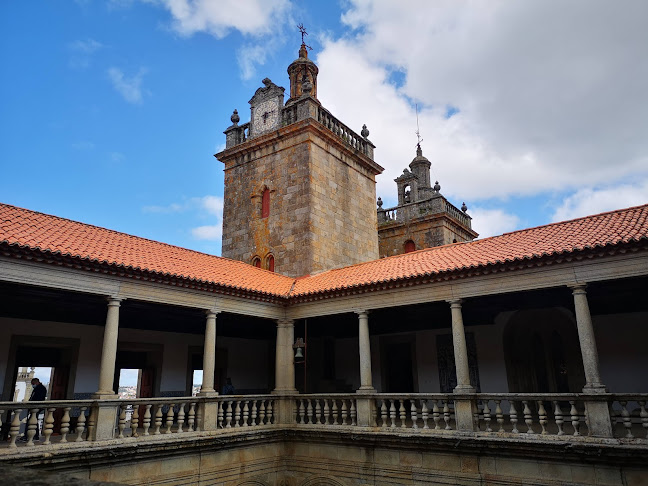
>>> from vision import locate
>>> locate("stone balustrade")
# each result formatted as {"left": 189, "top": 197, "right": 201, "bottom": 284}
{"left": 316, "top": 107, "right": 374, "bottom": 159}
{"left": 294, "top": 395, "right": 358, "bottom": 426}
{"left": 378, "top": 197, "right": 472, "bottom": 228}
{"left": 1, "top": 393, "right": 646, "bottom": 451}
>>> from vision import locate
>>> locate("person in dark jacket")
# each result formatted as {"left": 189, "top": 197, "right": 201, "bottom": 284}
{"left": 20, "top": 378, "right": 47, "bottom": 441}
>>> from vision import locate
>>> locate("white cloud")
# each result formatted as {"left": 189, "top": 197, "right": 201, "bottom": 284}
{"left": 191, "top": 224, "right": 222, "bottom": 241}
{"left": 107, "top": 67, "right": 148, "bottom": 104}
{"left": 315, "top": 1, "right": 648, "bottom": 207}
{"left": 551, "top": 178, "right": 648, "bottom": 222}
{"left": 200, "top": 195, "right": 223, "bottom": 215}
{"left": 469, "top": 207, "right": 521, "bottom": 239}
{"left": 156, "top": 0, "right": 291, "bottom": 38}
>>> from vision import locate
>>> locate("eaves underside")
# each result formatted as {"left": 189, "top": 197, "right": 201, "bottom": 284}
{"left": 2, "top": 240, "right": 646, "bottom": 309}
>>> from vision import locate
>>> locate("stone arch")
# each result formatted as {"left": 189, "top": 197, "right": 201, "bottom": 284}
{"left": 404, "top": 239, "right": 416, "bottom": 253}
{"left": 251, "top": 255, "right": 262, "bottom": 268}
{"left": 503, "top": 308, "right": 585, "bottom": 393}
{"left": 300, "top": 476, "right": 347, "bottom": 486}
{"left": 265, "top": 253, "right": 275, "bottom": 272}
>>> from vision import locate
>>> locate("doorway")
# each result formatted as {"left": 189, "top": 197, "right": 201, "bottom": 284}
{"left": 381, "top": 336, "right": 417, "bottom": 393}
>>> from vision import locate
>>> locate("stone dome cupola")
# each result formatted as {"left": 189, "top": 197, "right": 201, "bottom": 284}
{"left": 286, "top": 43, "right": 319, "bottom": 105}
{"left": 409, "top": 143, "right": 432, "bottom": 189}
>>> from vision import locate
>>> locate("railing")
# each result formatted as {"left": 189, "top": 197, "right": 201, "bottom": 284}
{"left": 378, "top": 197, "right": 472, "bottom": 228}
{"left": 216, "top": 396, "right": 274, "bottom": 428}
{"left": 317, "top": 107, "right": 374, "bottom": 159}
{"left": 2, "top": 393, "right": 646, "bottom": 451}
{"left": 375, "top": 394, "right": 456, "bottom": 430}
{"left": 294, "top": 395, "right": 358, "bottom": 426}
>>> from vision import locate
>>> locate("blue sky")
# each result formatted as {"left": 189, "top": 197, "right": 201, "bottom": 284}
{"left": 2, "top": 0, "right": 647, "bottom": 257}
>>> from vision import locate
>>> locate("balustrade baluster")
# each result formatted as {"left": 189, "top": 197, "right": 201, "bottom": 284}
{"left": 570, "top": 401, "right": 580, "bottom": 436}
{"left": 259, "top": 400, "right": 266, "bottom": 425}
{"left": 432, "top": 401, "right": 440, "bottom": 430}
{"left": 495, "top": 400, "right": 504, "bottom": 432}
{"left": 267, "top": 400, "right": 273, "bottom": 425}
{"left": 251, "top": 400, "right": 258, "bottom": 426}
{"left": 620, "top": 401, "right": 633, "bottom": 438}
{"left": 76, "top": 407, "right": 87, "bottom": 442}
{"left": 118, "top": 405, "right": 127, "bottom": 438}
{"left": 332, "top": 400, "right": 339, "bottom": 425}
{"left": 350, "top": 401, "right": 357, "bottom": 426}
{"left": 234, "top": 401, "right": 242, "bottom": 428}
{"left": 411, "top": 400, "right": 418, "bottom": 429}
{"left": 25, "top": 408, "right": 39, "bottom": 446}
{"left": 86, "top": 407, "right": 97, "bottom": 442}
{"left": 640, "top": 401, "right": 648, "bottom": 438}
{"left": 324, "top": 400, "right": 330, "bottom": 425}
{"left": 341, "top": 400, "right": 349, "bottom": 426}
{"left": 523, "top": 401, "right": 534, "bottom": 434}
{"left": 483, "top": 402, "right": 492, "bottom": 432}
{"left": 187, "top": 402, "right": 196, "bottom": 432}
{"left": 42, "top": 408, "right": 55, "bottom": 445}
{"left": 177, "top": 403, "right": 185, "bottom": 433}
{"left": 537, "top": 401, "right": 548, "bottom": 435}
{"left": 9, "top": 408, "right": 22, "bottom": 448}
{"left": 315, "top": 399, "right": 322, "bottom": 425}
{"left": 242, "top": 401, "right": 249, "bottom": 427}
{"left": 421, "top": 401, "right": 429, "bottom": 430}
{"left": 443, "top": 401, "right": 451, "bottom": 430}
{"left": 195, "top": 403, "right": 202, "bottom": 432}
{"left": 217, "top": 400, "right": 224, "bottom": 428}
{"left": 399, "top": 400, "right": 407, "bottom": 428}
{"left": 130, "top": 405, "right": 139, "bottom": 437}
{"left": 307, "top": 400, "right": 314, "bottom": 425}
{"left": 509, "top": 401, "right": 519, "bottom": 434}
{"left": 143, "top": 404, "right": 152, "bottom": 436}
{"left": 553, "top": 401, "right": 564, "bottom": 436}
{"left": 389, "top": 400, "right": 397, "bottom": 429}
{"left": 225, "top": 401, "right": 233, "bottom": 428}
{"left": 380, "top": 400, "right": 387, "bottom": 428}
{"left": 298, "top": 399, "right": 305, "bottom": 425}
{"left": 165, "top": 404, "right": 175, "bottom": 434}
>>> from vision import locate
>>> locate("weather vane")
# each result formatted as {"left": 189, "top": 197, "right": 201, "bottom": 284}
{"left": 297, "top": 23, "right": 312, "bottom": 50}
{"left": 415, "top": 103, "right": 423, "bottom": 148}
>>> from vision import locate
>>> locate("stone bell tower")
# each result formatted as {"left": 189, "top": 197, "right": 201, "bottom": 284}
{"left": 216, "top": 43, "right": 384, "bottom": 277}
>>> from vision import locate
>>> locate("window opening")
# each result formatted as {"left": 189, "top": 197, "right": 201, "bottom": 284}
{"left": 251, "top": 256, "right": 261, "bottom": 268}
{"left": 261, "top": 188, "right": 270, "bottom": 218}
{"left": 266, "top": 254, "right": 275, "bottom": 272}
{"left": 404, "top": 240, "right": 416, "bottom": 253}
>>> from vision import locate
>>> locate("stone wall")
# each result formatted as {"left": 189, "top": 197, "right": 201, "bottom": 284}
{"left": 219, "top": 120, "right": 379, "bottom": 277}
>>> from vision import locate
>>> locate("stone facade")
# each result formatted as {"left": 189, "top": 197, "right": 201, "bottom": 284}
{"left": 217, "top": 44, "right": 382, "bottom": 277}
{"left": 378, "top": 145, "right": 478, "bottom": 256}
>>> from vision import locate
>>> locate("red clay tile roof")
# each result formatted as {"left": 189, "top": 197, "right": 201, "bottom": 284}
{"left": 0, "top": 203, "right": 295, "bottom": 297}
{"left": 1, "top": 203, "right": 647, "bottom": 301}
{"left": 290, "top": 203, "right": 648, "bottom": 297}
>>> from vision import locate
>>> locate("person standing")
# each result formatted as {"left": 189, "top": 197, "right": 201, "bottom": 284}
{"left": 20, "top": 378, "right": 47, "bottom": 441}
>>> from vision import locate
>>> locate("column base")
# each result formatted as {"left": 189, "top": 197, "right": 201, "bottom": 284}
{"left": 583, "top": 384, "right": 608, "bottom": 394}
{"left": 272, "top": 388, "right": 298, "bottom": 395}
{"left": 453, "top": 385, "right": 476, "bottom": 394}
{"left": 197, "top": 391, "right": 219, "bottom": 397}
{"left": 356, "top": 386, "right": 376, "bottom": 395}
{"left": 92, "top": 392, "right": 118, "bottom": 400}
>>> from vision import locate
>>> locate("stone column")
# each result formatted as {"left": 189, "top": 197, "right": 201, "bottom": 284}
{"left": 448, "top": 299, "right": 476, "bottom": 432}
{"left": 273, "top": 318, "right": 297, "bottom": 394}
{"left": 273, "top": 318, "right": 296, "bottom": 425}
{"left": 356, "top": 310, "right": 375, "bottom": 392}
{"left": 355, "top": 310, "right": 375, "bottom": 426}
{"left": 91, "top": 297, "right": 122, "bottom": 441}
{"left": 448, "top": 299, "right": 474, "bottom": 393}
{"left": 570, "top": 284, "right": 612, "bottom": 437}
{"left": 198, "top": 310, "right": 219, "bottom": 397}
{"left": 570, "top": 284, "right": 606, "bottom": 392}
{"left": 94, "top": 297, "right": 122, "bottom": 398}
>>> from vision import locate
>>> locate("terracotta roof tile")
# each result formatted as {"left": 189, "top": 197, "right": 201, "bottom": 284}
{"left": 0, "top": 204, "right": 295, "bottom": 297}
{"left": 1, "top": 203, "right": 647, "bottom": 301}
{"left": 290, "top": 203, "right": 648, "bottom": 296}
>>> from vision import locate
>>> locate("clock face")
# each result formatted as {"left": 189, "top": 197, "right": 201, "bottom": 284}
{"left": 252, "top": 99, "right": 279, "bottom": 135}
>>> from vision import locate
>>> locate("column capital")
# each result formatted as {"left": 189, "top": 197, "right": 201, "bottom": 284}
{"left": 205, "top": 309, "right": 220, "bottom": 318}
{"left": 277, "top": 318, "right": 294, "bottom": 328}
{"left": 447, "top": 298, "right": 463, "bottom": 307}
{"left": 354, "top": 309, "right": 370, "bottom": 318}
{"left": 568, "top": 283, "right": 588, "bottom": 294}
{"left": 106, "top": 296, "right": 123, "bottom": 306}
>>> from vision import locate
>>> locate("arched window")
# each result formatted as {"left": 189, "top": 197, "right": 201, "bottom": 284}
{"left": 266, "top": 254, "right": 275, "bottom": 272}
{"left": 261, "top": 188, "right": 270, "bottom": 218}
{"left": 251, "top": 256, "right": 261, "bottom": 268}
{"left": 404, "top": 240, "right": 416, "bottom": 253}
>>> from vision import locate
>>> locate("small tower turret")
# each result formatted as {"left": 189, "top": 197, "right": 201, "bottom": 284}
{"left": 286, "top": 30, "right": 319, "bottom": 104}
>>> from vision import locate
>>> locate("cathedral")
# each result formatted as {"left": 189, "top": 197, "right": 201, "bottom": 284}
{"left": 0, "top": 42, "right": 647, "bottom": 486}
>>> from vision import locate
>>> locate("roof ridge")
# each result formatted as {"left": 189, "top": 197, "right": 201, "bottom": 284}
{"left": 0, "top": 202, "right": 294, "bottom": 280}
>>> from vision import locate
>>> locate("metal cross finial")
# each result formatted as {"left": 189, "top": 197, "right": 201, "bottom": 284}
{"left": 415, "top": 103, "right": 424, "bottom": 148}
{"left": 297, "top": 23, "right": 312, "bottom": 50}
